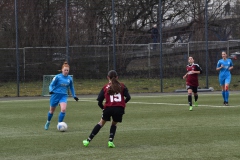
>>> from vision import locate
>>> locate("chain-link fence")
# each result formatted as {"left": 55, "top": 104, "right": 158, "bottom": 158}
{"left": 4, "top": 41, "right": 239, "bottom": 81}
{"left": 1, "top": 0, "right": 240, "bottom": 96}
{"left": 2, "top": 40, "right": 240, "bottom": 95}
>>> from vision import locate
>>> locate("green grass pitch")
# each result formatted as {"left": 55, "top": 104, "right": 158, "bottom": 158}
{"left": 1, "top": 92, "right": 240, "bottom": 160}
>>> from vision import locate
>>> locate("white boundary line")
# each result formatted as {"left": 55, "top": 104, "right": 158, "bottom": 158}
{"left": 129, "top": 101, "right": 240, "bottom": 108}
{"left": 0, "top": 93, "right": 239, "bottom": 108}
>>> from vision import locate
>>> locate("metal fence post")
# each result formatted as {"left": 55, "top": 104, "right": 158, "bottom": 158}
{"left": 15, "top": 0, "right": 20, "bottom": 97}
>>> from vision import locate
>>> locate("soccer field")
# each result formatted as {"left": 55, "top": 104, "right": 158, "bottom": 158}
{"left": 1, "top": 92, "right": 240, "bottom": 160}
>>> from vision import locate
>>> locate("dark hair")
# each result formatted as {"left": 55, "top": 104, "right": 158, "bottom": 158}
{"left": 222, "top": 51, "right": 227, "bottom": 54}
{"left": 107, "top": 70, "right": 121, "bottom": 95}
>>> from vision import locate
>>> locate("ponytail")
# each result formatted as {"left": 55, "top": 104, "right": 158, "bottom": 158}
{"left": 108, "top": 77, "right": 121, "bottom": 95}
{"left": 107, "top": 70, "right": 121, "bottom": 95}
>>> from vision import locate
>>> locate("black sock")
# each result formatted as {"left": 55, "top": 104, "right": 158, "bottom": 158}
{"left": 188, "top": 95, "right": 192, "bottom": 106}
{"left": 109, "top": 125, "right": 117, "bottom": 142}
{"left": 194, "top": 94, "right": 198, "bottom": 102}
{"left": 88, "top": 124, "right": 102, "bottom": 141}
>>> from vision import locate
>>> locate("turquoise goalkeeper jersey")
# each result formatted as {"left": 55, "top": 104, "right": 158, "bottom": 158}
{"left": 49, "top": 73, "right": 76, "bottom": 97}
{"left": 216, "top": 58, "right": 233, "bottom": 79}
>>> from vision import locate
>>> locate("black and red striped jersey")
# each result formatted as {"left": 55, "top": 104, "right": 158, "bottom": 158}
{"left": 185, "top": 63, "right": 203, "bottom": 87}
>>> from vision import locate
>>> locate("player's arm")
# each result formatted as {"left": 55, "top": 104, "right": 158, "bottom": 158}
{"left": 69, "top": 78, "right": 78, "bottom": 101}
{"left": 69, "top": 79, "right": 76, "bottom": 97}
{"left": 123, "top": 85, "right": 131, "bottom": 103}
{"left": 183, "top": 66, "right": 188, "bottom": 79}
{"left": 183, "top": 72, "right": 188, "bottom": 79}
{"left": 69, "top": 77, "right": 79, "bottom": 101}
{"left": 229, "top": 60, "right": 233, "bottom": 70}
{"left": 49, "top": 76, "right": 58, "bottom": 94}
{"left": 216, "top": 66, "right": 223, "bottom": 71}
{"left": 216, "top": 61, "right": 223, "bottom": 71}
{"left": 194, "top": 64, "right": 203, "bottom": 74}
{"left": 97, "top": 89, "right": 104, "bottom": 109}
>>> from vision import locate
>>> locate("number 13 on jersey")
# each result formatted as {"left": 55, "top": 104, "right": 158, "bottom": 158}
{"left": 110, "top": 93, "right": 122, "bottom": 102}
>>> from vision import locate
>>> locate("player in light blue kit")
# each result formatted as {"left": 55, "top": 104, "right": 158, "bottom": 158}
{"left": 216, "top": 51, "right": 233, "bottom": 106}
{"left": 44, "top": 61, "right": 79, "bottom": 130}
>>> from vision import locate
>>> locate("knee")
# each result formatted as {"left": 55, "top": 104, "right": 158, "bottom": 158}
{"left": 49, "top": 108, "right": 55, "bottom": 114}
{"left": 98, "top": 119, "right": 106, "bottom": 127}
{"left": 97, "top": 123, "right": 103, "bottom": 127}
{"left": 61, "top": 109, "right": 66, "bottom": 113}
{"left": 60, "top": 106, "right": 67, "bottom": 113}
{"left": 111, "top": 121, "right": 118, "bottom": 126}
{"left": 225, "top": 86, "right": 229, "bottom": 91}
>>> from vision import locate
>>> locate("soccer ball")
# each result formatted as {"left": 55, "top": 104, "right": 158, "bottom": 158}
{"left": 57, "top": 122, "right": 68, "bottom": 132}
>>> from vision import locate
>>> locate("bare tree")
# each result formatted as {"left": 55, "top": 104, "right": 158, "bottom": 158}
{"left": 0, "top": 0, "right": 15, "bottom": 47}
{"left": 0, "top": 0, "right": 239, "bottom": 47}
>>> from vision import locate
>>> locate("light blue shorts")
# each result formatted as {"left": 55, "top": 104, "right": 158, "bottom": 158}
{"left": 50, "top": 94, "right": 68, "bottom": 107}
{"left": 219, "top": 76, "right": 231, "bottom": 86}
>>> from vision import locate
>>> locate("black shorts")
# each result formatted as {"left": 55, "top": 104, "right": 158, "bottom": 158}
{"left": 102, "top": 107, "right": 125, "bottom": 122}
{"left": 186, "top": 85, "right": 198, "bottom": 93}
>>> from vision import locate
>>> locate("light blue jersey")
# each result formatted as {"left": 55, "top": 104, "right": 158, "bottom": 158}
{"left": 49, "top": 73, "right": 76, "bottom": 97}
{"left": 216, "top": 58, "right": 233, "bottom": 85}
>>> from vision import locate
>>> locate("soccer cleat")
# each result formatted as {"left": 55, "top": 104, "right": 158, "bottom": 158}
{"left": 108, "top": 141, "right": 115, "bottom": 148}
{"left": 83, "top": 140, "right": 90, "bottom": 147}
{"left": 194, "top": 101, "right": 198, "bottom": 107}
{"left": 44, "top": 121, "right": 50, "bottom": 130}
{"left": 189, "top": 106, "right": 193, "bottom": 111}
{"left": 225, "top": 102, "right": 229, "bottom": 106}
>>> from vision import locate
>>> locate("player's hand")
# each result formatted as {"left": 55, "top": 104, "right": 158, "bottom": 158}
{"left": 74, "top": 97, "right": 79, "bottom": 101}
{"left": 49, "top": 91, "right": 54, "bottom": 94}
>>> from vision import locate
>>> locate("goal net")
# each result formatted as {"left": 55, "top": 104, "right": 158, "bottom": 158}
{"left": 42, "top": 75, "right": 73, "bottom": 96}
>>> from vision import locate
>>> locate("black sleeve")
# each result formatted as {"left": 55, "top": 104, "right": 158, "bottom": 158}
{"left": 123, "top": 85, "right": 131, "bottom": 103}
{"left": 97, "top": 89, "right": 104, "bottom": 109}
{"left": 196, "top": 64, "right": 203, "bottom": 74}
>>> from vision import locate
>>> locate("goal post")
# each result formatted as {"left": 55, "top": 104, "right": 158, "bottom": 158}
{"left": 42, "top": 75, "right": 73, "bottom": 96}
